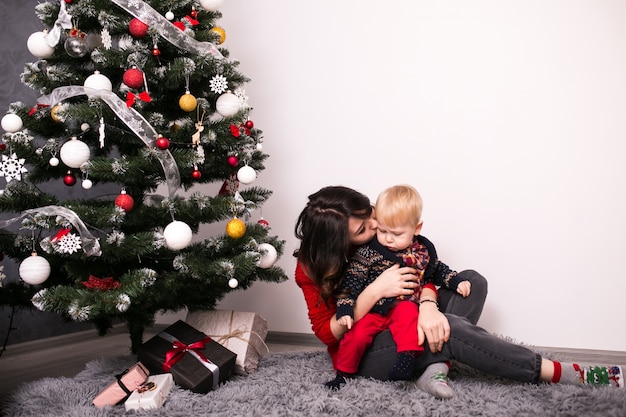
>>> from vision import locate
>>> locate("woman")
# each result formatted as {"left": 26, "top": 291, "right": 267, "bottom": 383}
{"left": 294, "top": 186, "right": 623, "bottom": 397}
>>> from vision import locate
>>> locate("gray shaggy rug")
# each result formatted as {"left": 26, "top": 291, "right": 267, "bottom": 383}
{"left": 1, "top": 350, "right": 625, "bottom": 417}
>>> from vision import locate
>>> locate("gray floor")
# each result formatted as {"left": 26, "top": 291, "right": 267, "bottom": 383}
{"left": 1, "top": 324, "right": 624, "bottom": 398}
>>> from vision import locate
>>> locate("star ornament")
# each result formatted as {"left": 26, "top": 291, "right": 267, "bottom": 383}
{"left": 0, "top": 153, "right": 28, "bottom": 182}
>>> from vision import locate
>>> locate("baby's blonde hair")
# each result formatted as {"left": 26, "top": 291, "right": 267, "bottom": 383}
{"left": 375, "top": 184, "right": 423, "bottom": 228}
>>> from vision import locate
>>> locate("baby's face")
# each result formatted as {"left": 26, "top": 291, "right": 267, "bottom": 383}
{"left": 376, "top": 221, "right": 419, "bottom": 252}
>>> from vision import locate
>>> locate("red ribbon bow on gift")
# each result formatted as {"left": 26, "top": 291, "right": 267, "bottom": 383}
{"left": 126, "top": 91, "right": 151, "bottom": 107}
{"left": 163, "top": 337, "right": 214, "bottom": 372}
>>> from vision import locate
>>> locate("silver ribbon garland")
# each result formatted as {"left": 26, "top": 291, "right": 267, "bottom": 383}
{"left": 37, "top": 86, "right": 181, "bottom": 198}
{"left": 111, "top": 0, "right": 223, "bottom": 59}
{"left": 0, "top": 205, "right": 101, "bottom": 256}
{"left": 44, "top": 0, "right": 73, "bottom": 47}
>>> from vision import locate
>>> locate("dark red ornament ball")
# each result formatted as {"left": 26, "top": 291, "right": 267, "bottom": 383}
{"left": 227, "top": 155, "right": 239, "bottom": 167}
{"left": 123, "top": 68, "right": 144, "bottom": 89}
{"left": 244, "top": 120, "right": 254, "bottom": 130}
{"left": 0, "top": 143, "right": 6, "bottom": 152}
{"left": 64, "top": 172, "right": 76, "bottom": 186}
{"left": 129, "top": 18, "right": 149, "bottom": 38}
{"left": 115, "top": 193, "right": 134, "bottom": 212}
{"left": 151, "top": 47, "right": 161, "bottom": 56}
{"left": 65, "top": 0, "right": 72, "bottom": 3}
{"left": 192, "top": 169, "right": 202, "bottom": 180}
{"left": 156, "top": 136, "right": 170, "bottom": 150}
{"left": 258, "top": 218, "right": 269, "bottom": 228}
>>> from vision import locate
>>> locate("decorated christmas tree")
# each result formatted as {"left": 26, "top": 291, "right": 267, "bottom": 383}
{"left": 0, "top": 0, "right": 287, "bottom": 353}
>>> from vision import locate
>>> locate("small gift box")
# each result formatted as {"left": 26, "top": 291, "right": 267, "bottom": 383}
{"left": 124, "top": 373, "right": 174, "bottom": 411}
{"left": 137, "top": 320, "right": 236, "bottom": 393}
{"left": 186, "top": 309, "right": 269, "bottom": 375}
{"left": 92, "top": 362, "right": 149, "bottom": 408}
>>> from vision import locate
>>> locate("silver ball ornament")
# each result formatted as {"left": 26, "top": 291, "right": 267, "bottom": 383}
{"left": 64, "top": 36, "right": 88, "bottom": 58}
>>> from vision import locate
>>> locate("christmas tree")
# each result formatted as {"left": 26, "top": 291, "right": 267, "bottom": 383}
{"left": 0, "top": 0, "right": 287, "bottom": 353}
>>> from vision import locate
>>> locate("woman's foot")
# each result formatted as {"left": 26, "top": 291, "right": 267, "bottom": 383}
{"left": 416, "top": 362, "right": 456, "bottom": 399}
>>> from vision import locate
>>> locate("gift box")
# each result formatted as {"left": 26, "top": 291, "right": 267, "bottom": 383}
{"left": 92, "top": 362, "right": 149, "bottom": 408}
{"left": 137, "top": 320, "right": 236, "bottom": 393}
{"left": 124, "top": 373, "right": 174, "bottom": 411}
{"left": 186, "top": 309, "right": 268, "bottom": 375}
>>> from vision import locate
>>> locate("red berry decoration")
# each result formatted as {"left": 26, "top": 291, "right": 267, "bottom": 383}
{"left": 63, "top": 172, "right": 76, "bottom": 186}
{"left": 129, "top": 18, "right": 149, "bottom": 38}
{"left": 227, "top": 155, "right": 239, "bottom": 167}
{"left": 122, "top": 67, "right": 144, "bottom": 89}
{"left": 115, "top": 190, "right": 134, "bottom": 212}
{"left": 192, "top": 169, "right": 202, "bottom": 180}
{"left": 155, "top": 135, "right": 170, "bottom": 150}
{"left": 244, "top": 120, "right": 254, "bottom": 130}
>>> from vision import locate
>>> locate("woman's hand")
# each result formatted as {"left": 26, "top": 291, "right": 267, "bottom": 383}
{"left": 353, "top": 264, "right": 417, "bottom": 321}
{"left": 372, "top": 264, "right": 419, "bottom": 299}
{"left": 417, "top": 302, "right": 451, "bottom": 353}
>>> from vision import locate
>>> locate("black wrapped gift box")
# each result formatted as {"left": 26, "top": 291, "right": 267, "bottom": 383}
{"left": 137, "top": 320, "right": 237, "bottom": 393}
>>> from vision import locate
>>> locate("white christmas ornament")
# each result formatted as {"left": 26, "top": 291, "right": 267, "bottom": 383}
{"left": 1, "top": 114, "right": 23, "bottom": 133}
{"left": 60, "top": 137, "right": 90, "bottom": 168}
{"left": 215, "top": 92, "right": 241, "bottom": 117}
{"left": 228, "top": 278, "right": 238, "bottom": 288}
{"left": 83, "top": 71, "right": 112, "bottom": 98}
{"left": 257, "top": 243, "right": 277, "bottom": 269}
{"left": 49, "top": 157, "right": 60, "bottom": 166}
{"left": 19, "top": 253, "right": 51, "bottom": 285}
{"left": 165, "top": 10, "right": 175, "bottom": 20}
{"left": 163, "top": 220, "right": 193, "bottom": 250}
{"left": 27, "top": 31, "right": 55, "bottom": 58}
{"left": 82, "top": 178, "right": 93, "bottom": 189}
{"left": 236, "top": 165, "right": 256, "bottom": 184}
{"left": 199, "top": 0, "right": 224, "bottom": 11}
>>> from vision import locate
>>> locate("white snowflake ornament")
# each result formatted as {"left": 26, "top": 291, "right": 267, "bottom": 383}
{"left": 0, "top": 153, "right": 28, "bottom": 182}
{"left": 209, "top": 75, "right": 228, "bottom": 94}
{"left": 101, "top": 28, "right": 112, "bottom": 49}
{"left": 234, "top": 88, "right": 249, "bottom": 108}
{"left": 54, "top": 233, "right": 82, "bottom": 254}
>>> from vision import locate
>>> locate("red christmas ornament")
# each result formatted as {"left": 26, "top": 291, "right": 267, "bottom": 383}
{"left": 258, "top": 218, "right": 270, "bottom": 228}
{"left": 156, "top": 135, "right": 170, "bottom": 150}
{"left": 230, "top": 124, "right": 240, "bottom": 138}
{"left": 122, "top": 67, "right": 144, "bottom": 89}
{"left": 190, "top": 6, "right": 198, "bottom": 18}
{"left": 192, "top": 169, "right": 202, "bottom": 180}
{"left": 244, "top": 120, "right": 254, "bottom": 130}
{"left": 63, "top": 172, "right": 76, "bottom": 186}
{"left": 151, "top": 46, "right": 161, "bottom": 56}
{"left": 0, "top": 143, "right": 6, "bottom": 152}
{"left": 173, "top": 21, "right": 186, "bottom": 31}
{"left": 115, "top": 190, "right": 134, "bottom": 212}
{"left": 81, "top": 275, "right": 121, "bottom": 290}
{"left": 129, "top": 18, "right": 149, "bottom": 38}
{"left": 227, "top": 155, "right": 239, "bottom": 167}
{"left": 65, "top": 0, "right": 72, "bottom": 3}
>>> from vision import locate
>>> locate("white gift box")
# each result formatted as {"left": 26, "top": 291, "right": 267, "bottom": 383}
{"left": 124, "top": 373, "right": 173, "bottom": 411}
{"left": 186, "top": 309, "right": 268, "bottom": 375}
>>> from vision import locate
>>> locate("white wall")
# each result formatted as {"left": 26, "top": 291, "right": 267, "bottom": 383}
{"left": 211, "top": 0, "right": 626, "bottom": 352}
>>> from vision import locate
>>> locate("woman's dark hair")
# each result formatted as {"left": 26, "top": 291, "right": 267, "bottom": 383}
{"left": 294, "top": 186, "right": 372, "bottom": 301}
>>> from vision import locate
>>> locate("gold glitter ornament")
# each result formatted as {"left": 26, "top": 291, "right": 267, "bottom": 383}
{"left": 226, "top": 218, "right": 246, "bottom": 239}
{"left": 179, "top": 92, "right": 197, "bottom": 112}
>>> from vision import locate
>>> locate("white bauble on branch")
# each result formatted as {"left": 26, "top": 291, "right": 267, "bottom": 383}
{"left": 27, "top": 31, "right": 55, "bottom": 58}
{"left": 257, "top": 243, "right": 277, "bottom": 268}
{"left": 19, "top": 253, "right": 51, "bottom": 285}
{"left": 1, "top": 113, "right": 23, "bottom": 133}
{"left": 215, "top": 92, "right": 241, "bottom": 117}
{"left": 228, "top": 278, "right": 238, "bottom": 288}
{"left": 236, "top": 165, "right": 256, "bottom": 184}
{"left": 83, "top": 71, "right": 113, "bottom": 98}
{"left": 163, "top": 220, "right": 193, "bottom": 250}
{"left": 60, "top": 137, "right": 90, "bottom": 168}
{"left": 199, "top": 0, "right": 224, "bottom": 11}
